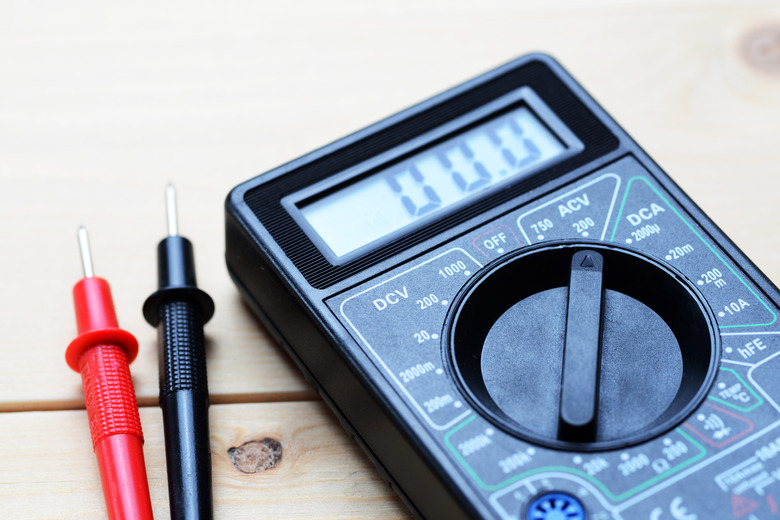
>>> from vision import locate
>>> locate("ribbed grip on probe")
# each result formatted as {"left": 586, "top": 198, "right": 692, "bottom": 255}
{"left": 158, "top": 300, "right": 209, "bottom": 396}
{"left": 79, "top": 344, "right": 144, "bottom": 446}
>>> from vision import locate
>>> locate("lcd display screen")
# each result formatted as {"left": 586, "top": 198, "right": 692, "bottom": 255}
{"left": 288, "top": 90, "right": 583, "bottom": 263}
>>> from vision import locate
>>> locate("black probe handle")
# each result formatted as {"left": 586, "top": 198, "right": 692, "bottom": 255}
{"left": 144, "top": 234, "right": 216, "bottom": 520}
{"left": 158, "top": 299, "right": 213, "bottom": 520}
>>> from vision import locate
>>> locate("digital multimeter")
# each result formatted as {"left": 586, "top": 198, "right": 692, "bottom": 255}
{"left": 225, "top": 54, "right": 780, "bottom": 519}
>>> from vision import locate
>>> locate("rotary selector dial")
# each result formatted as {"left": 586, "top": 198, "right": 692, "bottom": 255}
{"left": 445, "top": 241, "right": 720, "bottom": 451}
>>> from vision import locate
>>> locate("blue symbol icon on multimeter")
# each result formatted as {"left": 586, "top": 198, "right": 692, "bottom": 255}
{"left": 526, "top": 492, "right": 586, "bottom": 520}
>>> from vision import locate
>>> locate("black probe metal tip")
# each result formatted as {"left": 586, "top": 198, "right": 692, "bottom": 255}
{"left": 143, "top": 184, "right": 214, "bottom": 520}
{"left": 143, "top": 185, "right": 214, "bottom": 326}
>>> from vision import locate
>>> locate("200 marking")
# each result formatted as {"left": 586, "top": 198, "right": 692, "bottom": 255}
{"left": 417, "top": 294, "right": 440, "bottom": 309}
{"left": 573, "top": 217, "right": 594, "bottom": 234}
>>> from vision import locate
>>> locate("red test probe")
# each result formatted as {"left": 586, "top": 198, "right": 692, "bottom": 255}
{"left": 66, "top": 227, "right": 154, "bottom": 520}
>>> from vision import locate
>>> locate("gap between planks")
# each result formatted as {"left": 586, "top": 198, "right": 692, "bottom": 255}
{"left": 0, "top": 389, "right": 320, "bottom": 414}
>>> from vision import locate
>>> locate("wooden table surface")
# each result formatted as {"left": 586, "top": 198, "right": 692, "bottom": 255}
{"left": 1, "top": 1, "right": 779, "bottom": 518}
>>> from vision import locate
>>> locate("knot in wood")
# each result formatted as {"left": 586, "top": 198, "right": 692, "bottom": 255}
{"left": 227, "top": 438, "right": 283, "bottom": 473}
{"left": 741, "top": 24, "right": 780, "bottom": 74}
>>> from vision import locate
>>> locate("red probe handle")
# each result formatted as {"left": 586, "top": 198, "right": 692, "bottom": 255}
{"left": 80, "top": 344, "right": 153, "bottom": 520}
{"left": 67, "top": 276, "right": 153, "bottom": 520}
{"left": 79, "top": 343, "right": 144, "bottom": 446}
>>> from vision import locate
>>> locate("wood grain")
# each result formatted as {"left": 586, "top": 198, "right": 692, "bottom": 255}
{"left": 0, "top": 0, "right": 779, "bottom": 517}
{"left": 0, "top": 402, "right": 409, "bottom": 519}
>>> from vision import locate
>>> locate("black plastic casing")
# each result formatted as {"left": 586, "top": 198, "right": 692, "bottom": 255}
{"left": 224, "top": 54, "right": 780, "bottom": 518}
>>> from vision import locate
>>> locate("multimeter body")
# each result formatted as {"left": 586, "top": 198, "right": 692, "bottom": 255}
{"left": 225, "top": 54, "right": 780, "bottom": 519}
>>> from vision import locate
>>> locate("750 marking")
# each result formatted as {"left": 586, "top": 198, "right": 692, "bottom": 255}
{"left": 530, "top": 218, "right": 554, "bottom": 235}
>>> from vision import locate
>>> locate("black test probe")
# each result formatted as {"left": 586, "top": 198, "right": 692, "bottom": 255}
{"left": 143, "top": 185, "right": 215, "bottom": 520}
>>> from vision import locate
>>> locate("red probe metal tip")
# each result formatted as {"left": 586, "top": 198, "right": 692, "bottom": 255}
{"left": 67, "top": 226, "right": 154, "bottom": 520}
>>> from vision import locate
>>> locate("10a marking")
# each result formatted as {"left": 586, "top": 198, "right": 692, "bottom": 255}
{"left": 719, "top": 299, "right": 750, "bottom": 318}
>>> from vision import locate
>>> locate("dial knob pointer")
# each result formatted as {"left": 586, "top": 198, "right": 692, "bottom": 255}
{"left": 558, "top": 250, "right": 604, "bottom": 442}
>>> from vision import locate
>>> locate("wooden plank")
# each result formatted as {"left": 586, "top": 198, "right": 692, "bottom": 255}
{"left": 0, "top": 401, "right": 409, "bottom": 519}
{"left": 1, "top": 1, "right": 778, "bottom": 410}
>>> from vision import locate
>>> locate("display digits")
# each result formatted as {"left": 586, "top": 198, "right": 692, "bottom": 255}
{"left": 384, "top": 112, "right": 543, "bottom": 222}
{"left": 502, "top": 118, "right": 543, "bottom": 169}
{"left": 445, "top": 143, "right": 492, "bottom": 194}
{"left": 385, "top": 166, "right": 443, "bottom": 218}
